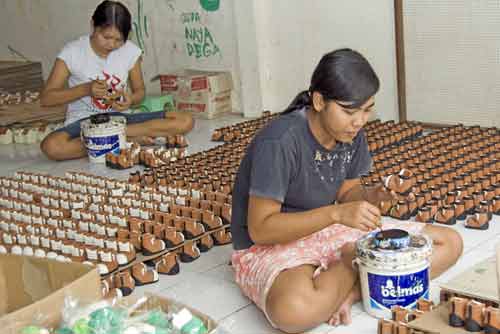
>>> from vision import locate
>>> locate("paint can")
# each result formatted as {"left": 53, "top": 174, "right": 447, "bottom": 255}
{"left": 355, "top": 229, "right": 432, "bottom": 319}
{"left": 80, "top": 114, "right": 126, "bottom": 163}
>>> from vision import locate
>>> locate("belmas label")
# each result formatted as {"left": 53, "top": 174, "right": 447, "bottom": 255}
{"left": 368, "top": 267, "right": 429, "bottom": 310}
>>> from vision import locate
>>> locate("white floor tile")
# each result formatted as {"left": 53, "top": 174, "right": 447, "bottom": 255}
{"left": 158, "top": 274, "right": 252, "bottom": 321}
{"left": 433, "top": 245, "right": 495, "bottom": 284}
{"left": 132, "top": 270, "right": 203, "bottom": 295}
{"left": 204, "top": 262, "right": 236, "bottom": 284}
{"left": 350, "top": 301, "right": 366, "bottom": 317}
{"left": 179, "top": 244, "right": 233, "bottom": 273}
{"left": 219, "top": 304, "right": 282, "bottom": 334}
{"left": 328, "top": 312, "right": 379, "bottom": 334}
{"left": 452, "top": 221, "right": 500, "bottom": 252}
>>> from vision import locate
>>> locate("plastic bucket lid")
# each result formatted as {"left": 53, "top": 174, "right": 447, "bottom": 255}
{"left": 356, "top": 231, "right": 432, "bottom": 270}
{"left": 356, "top": 230, "right": 432, "bottom": 318}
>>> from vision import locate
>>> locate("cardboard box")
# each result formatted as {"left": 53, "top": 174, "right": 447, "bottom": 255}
{"left": 157, "top": 70, "right": 233, "bottom": 119}
{"left": 402, "top": 256, "right": 500, "bottom": 334}
{"left": 0, "top": 254, "right": 101, "bottom": 334}
{"left": 440, "top": 256, "right": 499, "bottom": 305}
{"left": 407, "top": 303, "right": 463, "bottom": 334}
{"left": 124, "top": 293, "right": 219, "bottom": 332}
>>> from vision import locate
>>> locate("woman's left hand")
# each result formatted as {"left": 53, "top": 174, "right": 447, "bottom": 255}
{"left": 112, "top": 89, "right": 132, "bottom": 111}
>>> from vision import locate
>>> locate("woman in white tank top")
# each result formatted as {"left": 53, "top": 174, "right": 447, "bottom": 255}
{"left": 40, "top": 1, "right": 193, "bottom": 161}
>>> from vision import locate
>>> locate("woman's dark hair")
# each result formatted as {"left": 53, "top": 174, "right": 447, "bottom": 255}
{"left": 92, "top": 1, "right": 132, "bottom": 41}
{"left": 283, "top": 48, "right": 379, "bottom": 113}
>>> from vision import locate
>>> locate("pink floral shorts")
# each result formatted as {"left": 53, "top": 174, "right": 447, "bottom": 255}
{"left": 231, "top": 220, "right": 425, "bottom": 326}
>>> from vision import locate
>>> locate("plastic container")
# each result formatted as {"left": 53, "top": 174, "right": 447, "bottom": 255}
{"left": 355, "top": 230, "right": 432, "bottom": 319}
{"left": 80, "top": 114, "right": 126, "bottom": 163}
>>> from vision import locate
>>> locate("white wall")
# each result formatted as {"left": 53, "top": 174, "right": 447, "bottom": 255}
{"left": 0, "top": 0, "right": 398, "bottom": 120}
{"left": 235, "top": 0, "right": 398, "bottom": 119}
{"left": 404, "top": 0, "right": 500, "bottom": 127}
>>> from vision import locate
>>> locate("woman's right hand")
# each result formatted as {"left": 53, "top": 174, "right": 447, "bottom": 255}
{"left": 88, "top": 79, "right": 107, "bottom": 98}
{"left": 331, "top": 201, "right": 382, "bottom": 231}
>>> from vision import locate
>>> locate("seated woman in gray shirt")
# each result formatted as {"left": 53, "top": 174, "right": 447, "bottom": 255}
{"left": 230, "top": 49, "right": 463, "bottom": 333}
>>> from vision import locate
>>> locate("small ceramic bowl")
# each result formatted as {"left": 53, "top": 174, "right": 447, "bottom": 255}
{"left": 374, "top": 229, "right": 410, "bottom": 250}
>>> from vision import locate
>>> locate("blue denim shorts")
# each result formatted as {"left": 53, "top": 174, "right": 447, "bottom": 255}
{"left": 53, "top": 111, "right": 166, "bottom": 139}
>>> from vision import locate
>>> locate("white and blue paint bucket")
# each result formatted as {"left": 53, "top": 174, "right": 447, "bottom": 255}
{"left": 81, "top": 114, "right": 126, "bottom": 163}
{"left": 355, "top": 229, "right": 432, "bottom": 319}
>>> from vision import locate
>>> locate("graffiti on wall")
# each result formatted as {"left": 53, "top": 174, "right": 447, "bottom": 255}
{"left": 182, "top": 11, "right": 221, "bottom": 59}
{"left": 165, "top": 0, "right": 176, "bottom": 11}
{"left": 199, "top": 0, "right": 220, "bottom": 12}
{"left": 131, "top": 0, "right": 150, "bottom": 53}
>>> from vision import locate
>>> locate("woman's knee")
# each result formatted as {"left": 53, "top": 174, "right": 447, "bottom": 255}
{"left": 444, "top": 227, "right": 463, "bottom": 259}
{"left": 424, "top": 225, "right": 463, "bottom": 259}
{"left": 40, "top": 133, "right": 66, "bottom": 161}
{"left": 266, "top": 289, "right": 322, "bottom": 333}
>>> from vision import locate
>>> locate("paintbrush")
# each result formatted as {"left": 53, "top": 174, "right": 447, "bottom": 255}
{"left": 361, "top": 181, "right": 383, "bottom": 231}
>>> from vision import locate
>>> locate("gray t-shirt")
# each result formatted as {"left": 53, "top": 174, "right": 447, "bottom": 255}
{"left": 230, "top": 108, "right": 372, "bottom": 250}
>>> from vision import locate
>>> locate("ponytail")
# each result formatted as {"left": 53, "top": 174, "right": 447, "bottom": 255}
{"left": 281, "top": 90, "right": 311, "bottom": 114}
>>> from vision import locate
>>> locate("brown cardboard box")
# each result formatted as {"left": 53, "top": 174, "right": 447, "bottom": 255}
{"left": 404, "top": 256, "right": 500, "bottom": 334}
{"left": 124, "top": 293, "right": 219, "bottom": 332}
{"left": 0, "top": 254, "right": 101, "bottom": 334}
{"left": 440, "top": 256, "right": 498, "bottom": 305}
{"left": 408, "top": 303, "right": 465, "bottom": 334}
{"left": 157, "top": 70, "right": 233, "bottom": 119}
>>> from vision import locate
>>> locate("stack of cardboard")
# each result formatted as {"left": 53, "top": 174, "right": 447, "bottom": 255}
{"left": 0, "top": 61, "right": 44, "bottom": 93}
{"left": 0, "top": 101, "right": 66, "bottom": 126}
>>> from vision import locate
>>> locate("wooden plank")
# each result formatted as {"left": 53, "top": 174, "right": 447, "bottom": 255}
{"left": 419, "top": 122, "right": 457, "bottom": 129}
{"left": 394, "top": 0, "right": 407, "bottom": 122}
{"left": 440, "top": 256, "right": 499, "bottom": 304}
{"left": 408, "top": 304, "right": 466, "bottom": 334}
{"left": 0, "top": 61, "right": 43, "bottom": 93}
{"left": 0, "top": 101, "right": 66, "bottom": 126}
{"left": 0, "top": 61, "right": 40, "bottom": 71}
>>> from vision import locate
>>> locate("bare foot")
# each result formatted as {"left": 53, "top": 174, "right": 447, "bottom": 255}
{"left": 327, "top": 244, "right": 361, "bottom": 327}
{"left": 129, "top": 136, "right": 155, "bottom": 145}
{"left": 327, "top": 283, "right": 361, "bottom": 326}
{"left": 328, "top": 295, "right": 354, "bottom": 326}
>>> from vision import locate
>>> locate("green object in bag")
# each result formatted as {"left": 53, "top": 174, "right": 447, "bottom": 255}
{"left": 136, "top": 95, "right": 175, "bottom": 113}
{"left": 20, "top": 326, "right": 50, "bottom": 334}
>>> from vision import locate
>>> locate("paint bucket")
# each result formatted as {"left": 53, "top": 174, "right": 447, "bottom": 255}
{"left": 355, "top": 229, "right": 432, "bottom": 319}
{"left": 80, "top": 114, "right": 126, "bottom": 163}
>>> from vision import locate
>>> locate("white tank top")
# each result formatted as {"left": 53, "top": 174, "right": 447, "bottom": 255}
{"left": 57, "top": 35, "right": 142, "bottom": 125}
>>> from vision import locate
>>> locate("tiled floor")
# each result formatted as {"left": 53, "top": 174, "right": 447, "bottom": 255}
{"left": 0, "top": 113, "right": 498, "bottom": 334}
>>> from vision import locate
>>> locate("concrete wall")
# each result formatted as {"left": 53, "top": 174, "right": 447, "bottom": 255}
{"left": 236, "top": 0, "right": 398, "bottom": 119}
{"left": 0, "top": 0, "right": 398, "bottom": 120}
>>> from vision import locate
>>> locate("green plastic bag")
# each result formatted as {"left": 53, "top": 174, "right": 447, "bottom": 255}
{"left": 135, "top": 95, "right": 175, "bottom": 113}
